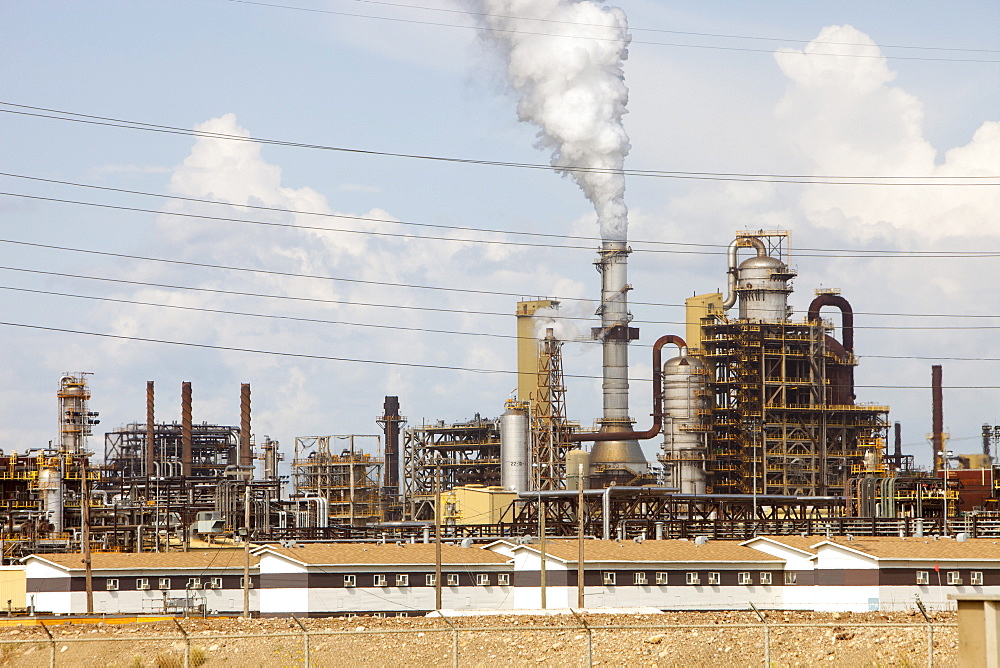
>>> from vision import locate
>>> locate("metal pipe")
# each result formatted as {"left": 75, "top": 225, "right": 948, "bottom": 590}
{"left": 240, "top": 384, "right": 252, "bottom": 468}
{"left": 807, "top": 294, "right": 854, "bottom": 353}
{"left": 594, "top": 241, "right": 633, "bottom": 421}
{"left": 380, "top": 396, "right": 402, "bottom": 493}
{"left": 932, "top": 365, "right": 943, "bottom": 471}
{"left": 181, "top": 382, "right": 192, "bottom": 478}
{"left": 146, "top": 381, "right": 155, "bottom": 479}
{"left": 721, "top": 237, "right": 766, "bottom": 310}
{"left": 894, "top": 422, "right": 902, "bottom": 471}
{"left": 569, "top": 335, "right": 686, "bottom": 443}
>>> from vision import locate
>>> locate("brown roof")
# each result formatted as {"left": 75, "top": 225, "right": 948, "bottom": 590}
{"left": 260, "top": 543, "right": 511, "bottom": 566}
{"left": 516, "top": 539, "right": 783, "bottom": 565}
{"left": 749, "top": 536, "right": 1000, "bottom": 562}
{"left": 27, "top": 550, "right": 256, "bottom": 571}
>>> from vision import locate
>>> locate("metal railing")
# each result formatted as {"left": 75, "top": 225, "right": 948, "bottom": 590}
{"left": 0, "top": 613, "right": 957, "bottom": 668}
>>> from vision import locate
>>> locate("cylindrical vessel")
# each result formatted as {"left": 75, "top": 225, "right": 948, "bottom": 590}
{"left": 39, "top": 465, "right": 63, "bottom": 533}
{"left": 736, "top": 254, "right": 792, "bottom": 322}
{"left": 660, "top": 354, "right": 709, "bottom": 494}
{"left": 500, "top": 404, "right": 530, "bottom": 493}
{"left": 598, "top": 240, "right": 632, "bottom": 419}
{"left": 566, "top": 449, "right": 591, "bottom": 491}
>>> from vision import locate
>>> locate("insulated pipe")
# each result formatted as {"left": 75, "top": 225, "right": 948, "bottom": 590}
{"left": 807, "top": 294, "right": 855, "bottom": 353}
{"left": 721, "top": 237, "right": 767, "bottom": 310}
{"left": 239, "top": 383, "right": 251, "bottom": 468}
{"left": 181, "top": 382, "right": 192, "bottom": 478}
{"left": 146, "top": 381, "right": 155, "bottom": 479}
{"left": 569, "top": 335, "right": 687, "bottom": 443}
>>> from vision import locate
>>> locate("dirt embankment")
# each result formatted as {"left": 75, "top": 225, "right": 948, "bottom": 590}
{"left": 0, "top": 609, "right": 957, "bottom": 667}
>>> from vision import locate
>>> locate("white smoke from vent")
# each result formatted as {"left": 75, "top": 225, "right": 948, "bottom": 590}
{"left": 469, "top": 0, "right": 632, "bottom": 241}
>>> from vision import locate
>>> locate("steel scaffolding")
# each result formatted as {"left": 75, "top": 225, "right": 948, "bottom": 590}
{"left": 702, "top": 319, "right": 889, "bottom": 497}
{"left": 293, "top": 435, "right": 383, "bottom": 526}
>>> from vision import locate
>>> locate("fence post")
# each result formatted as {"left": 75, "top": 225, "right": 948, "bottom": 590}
{"left": 292, "top": 615, "right": 310, "bottom": 668}
{"left": 172, "top": 618, "right": 190, "bottom": 668}
{"left": 438, "top": 612, "right": 458, "bottom": 668}
{"left": 39, "top": 620, "right": 55, "bottom": 668}
{"left": 749, "top": 603, "right": 769, "bottom": 667}
{"left": 915, "top": 597, "right": 934, "bottom": 668}
{"left": 570, "top": 609, "right": 592, "bottom": 667}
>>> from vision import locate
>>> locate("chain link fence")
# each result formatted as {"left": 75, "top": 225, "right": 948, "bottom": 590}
{"left": 0, "top": 614, "right": 958, "bottom": 667}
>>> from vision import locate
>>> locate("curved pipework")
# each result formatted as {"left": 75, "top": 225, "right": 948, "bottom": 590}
{"left": 569, "top": 335, "right": 687, "bottom": 443}
{"left": 721, "top": 237, "right": 767, "bottom": 310}
{"left": 807, "top": 294, "right": 854, "bottom": 352}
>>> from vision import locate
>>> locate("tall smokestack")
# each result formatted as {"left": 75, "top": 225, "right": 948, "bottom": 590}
{"left": 594, "top": 241, "right": 637, "bottom": 422}
{"left": 146, "top": 381, "right": 155, "bottom": 478}
{"left": 181, "top": 381, "right": 192, "bottom": 478}
{"left": 379, "top": 396, "right": 403, "bottom": 494}
{"left": 932, "top": 365, "right": 943, "bottom": 471}
{"left": 240, "top": 383, "right": 251, "bottom": 468}
{"left": 893, "top": 421, "right": 901, "bottom": 471}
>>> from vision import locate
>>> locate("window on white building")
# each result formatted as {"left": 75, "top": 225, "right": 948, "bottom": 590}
{"left": 498, "top": 573, "right": 510, "bottom": 586}
{"left": 947, "top": 571, "right": 963, "bottom": 585}
{"left": 447, "top": 574, "right": 460, "bottom": 586}
{"left": 209, "top": 577, "right": 222, "bottom": 590}
{"left": 344, "top": 575, "right": 356, "bottom": 587}
{"left": 396, "top": 574, "right": 409, "bottom": 587}
{"left": 738, "top": 572, "right": 751, "bottom": 585}
{"left": 784, "top": 572, "right": 797, "bottom": 585}
{"left": 916, "top": 571, "right": 929, "bottom": 585}
{"left": 686, "top": 572, "right": 700, "bottom": 585}
{"left": 634, "top": 572, "right": 648, "bottom": 585}
{"left": 476, "top": 574, "right": 490, "bottom": 586}
{"left": 106, "top": 579, "right": 119, "bottom": 591}
{"left": 136, "top": 578, "right": 150, "bottom": 590}
{"left": 374, "top": 574, "right": 387, "bottom": 587}
{"left": 240, "top": 577, "right": 253, "bottom": 589}
{"left": 158, "top": 578, "right": 171, "bottom": 590}
{"left": 426, "top": 574, "right": 436, "bottom": 586}
{"left": 603, "top": 572, "right": 616, "bottom": 586}
{"left": 759, "top": 572, "right": 772, "bottom": 585}
{"left": 972, "top": 572, "right": 984, "bottom": 586}
{"left": 655, "top": 572, "right": 669, "bottom": 585}
{"left": 708, "top": 572, "right": 721, "bottom": 585}
{"left": 186, "top": 578, "right": 202, "bottom": 590}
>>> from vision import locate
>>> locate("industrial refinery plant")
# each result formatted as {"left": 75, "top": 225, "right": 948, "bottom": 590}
{"left": 0, "top": 229, "right": 995, "bottom": 566}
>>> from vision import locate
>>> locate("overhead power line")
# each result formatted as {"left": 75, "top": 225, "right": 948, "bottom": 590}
{"left": 227, "top": 0, "right": 1000, "bottom": 63}
{"left": 2, "top": 317, "right": 999, "bottom": 385}
{"left": 1, "top": 103, "right": 998, "bottom": 186}
{"left": 5, "top": 172, "right": 1000, "bottom": 257}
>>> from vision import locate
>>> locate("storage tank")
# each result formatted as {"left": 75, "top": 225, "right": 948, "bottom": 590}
{"left": 500, "top": 402, "right": 530, "bottom": 493}
{"left": 566, "top": 449, "right": 591, "bottom": 490}
{"left": 660, "top": 353, "right": 710, "bottom": 494}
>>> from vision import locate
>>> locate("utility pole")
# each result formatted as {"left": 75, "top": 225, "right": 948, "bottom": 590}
{"left": 82, "top": 456, "right": 93, "bottom": 614}
{"left": 577, "top": 463, "right": 585, "bottom": 609}
{"left": 243, "top": 483, "right": 251, "bottom": 619}
{"left": 539, "top": 497, "right": 547, "bottom": 610}
{"left": 434, "top": 462, "right": 442, "bottom": 611}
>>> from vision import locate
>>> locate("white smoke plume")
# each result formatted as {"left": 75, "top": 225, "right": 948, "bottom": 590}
{"left": 469, "top": 0, "right": 632, "bottom": 241}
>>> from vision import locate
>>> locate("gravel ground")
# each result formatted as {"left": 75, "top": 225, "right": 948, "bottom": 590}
{"left": 0, "top": 610, "right": 957, "bottom": 667}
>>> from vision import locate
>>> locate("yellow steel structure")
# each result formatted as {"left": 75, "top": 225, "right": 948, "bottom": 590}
{"left": 684, "top": 292, "right": 723, "bottom": 354}
{"left": 293, "top": 436, "right": 384, "bottom": 526}
{"left": 699, "top": 315, "right": 889, "bottom": 498}
{"left": 516, "top": 299, "right": 560, "bottom": 414}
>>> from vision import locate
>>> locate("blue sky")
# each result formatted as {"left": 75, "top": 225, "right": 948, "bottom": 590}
{"left": 2, "top": 1, "right": 999, "bottom": 470}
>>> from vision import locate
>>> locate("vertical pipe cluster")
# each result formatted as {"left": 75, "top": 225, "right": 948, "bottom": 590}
{"left": 240, "top": 383, "right": 251, "bottom": 468}
{"left": 145, "top": 381, "right": 155, "bottom": 479}
{"left": 932, "top": 365, "right": 943, "bottom": 471}
{"left": 181, "top": 382, "right": 193, "bottom": 478}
